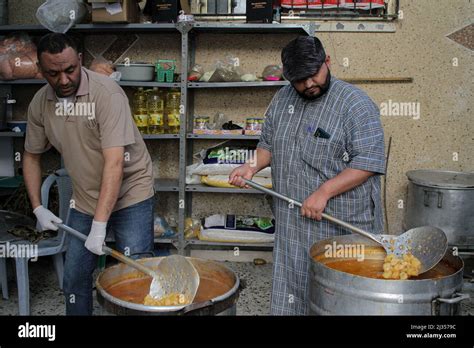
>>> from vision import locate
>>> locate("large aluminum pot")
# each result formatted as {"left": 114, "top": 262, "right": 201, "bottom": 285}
{"left": 309, "top": 235, "right": 468, "bottom": 315}
{"left": 96, "top": 257, "right": 241, "bottom": 315}
{"left": 404, "top": 170, "right": 474, "bottom": 246}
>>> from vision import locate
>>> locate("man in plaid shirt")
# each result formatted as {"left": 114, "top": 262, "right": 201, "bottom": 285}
{"left": 230, "top": 36, "right": 386, "bottom": 315}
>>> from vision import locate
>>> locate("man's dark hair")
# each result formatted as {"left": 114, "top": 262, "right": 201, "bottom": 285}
{"left": 281, "top": 36, "right": 326, "bottom": 84}
{"left": 37, "top": 33, "right": 79, "bottom": 61}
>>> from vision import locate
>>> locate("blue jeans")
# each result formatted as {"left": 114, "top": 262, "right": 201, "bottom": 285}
{"left": 63, "top": 197, "right": 154, "bottom": 315}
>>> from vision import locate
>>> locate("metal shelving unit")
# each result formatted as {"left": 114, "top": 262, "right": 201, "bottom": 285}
{"left": 118, "top": 81, "right": 179, "bottom": 88}
{"left": 0, "top": 132, "right": 24, "bottom": 137}
{"left": 191, "top": 22, "right": 312, "bottom": 35}
{"left": 143, "top": 134, "right": 179, "bottom": 139}
{"left": 188, "top": 81, "right": 289, "bottom": 88}
{"left": 106, "top": 235, "right": 177, "bottom": 245}
{"left": 187, "top": 133, "right": 260, "bottom": 140}
{"left": 0, "top": 131, "right": 179, "bottom": 140}
{"left": 0, "top": 23, "right": 178, "bottom": 34}
{"left": 0, "top": 21, "right": 312, "bottom": 254}
{"left": 185, "top": 239, "right": 274, "bottom": 249}
{"left": 154, "top": 178, "right": 179, "bottom": 192}
{"left": 0, "top": 79, "right": 179, "bottom": 88}
{"left": 0, "top": 79, "right": 45, "bottom": 85}
{"left": 176, "top": 22, "right": 312, "bottom": 254}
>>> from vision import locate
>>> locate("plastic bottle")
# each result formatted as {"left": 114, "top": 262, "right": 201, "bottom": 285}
{"left": 132, "top": 87, "right": 149, "bottom": 134}
{"left": 165, "top": 88, "right": 181, "bottom": 134}
{"left": 147, "top": 87, "right": 165, "bottom": 134}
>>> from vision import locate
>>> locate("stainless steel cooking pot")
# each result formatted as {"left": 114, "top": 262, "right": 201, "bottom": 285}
{"left": 309, "top": 235, "right": 468, "bottom": 315}
{"left": 404, "top": 170, "right": 474, "bottom": 246}
{"left": 96, "top": 257, "right": 241, "bottom": 315}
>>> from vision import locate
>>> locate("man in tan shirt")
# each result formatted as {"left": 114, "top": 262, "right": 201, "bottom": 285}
{"left": 23, "top": 33, "right": 155, "bottom": 315}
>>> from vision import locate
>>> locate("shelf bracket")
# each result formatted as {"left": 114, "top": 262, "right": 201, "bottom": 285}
{"left": 176, "top": 21, "right": 193, "bottom": 35}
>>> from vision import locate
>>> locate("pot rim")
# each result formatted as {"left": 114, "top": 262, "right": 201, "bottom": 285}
{"left": 309, "top": 235, "right": 464, "bottom": 284}
{"left": 95, "top": 257, "right": 240, "bottom": 313}
{"left": 406, "top": 169, "right": 474, "bottom": 189}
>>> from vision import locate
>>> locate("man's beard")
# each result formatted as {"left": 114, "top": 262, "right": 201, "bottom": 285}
{"left": 55, "top": 82, "right": 79, "bottom": 98}
{"left": 294, "top": 69, "right": 331, "bottom": 101}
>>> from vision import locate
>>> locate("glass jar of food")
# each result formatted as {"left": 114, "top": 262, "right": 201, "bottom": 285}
{"left": 194, "top": 116, "right": 210, "bottom": 130}
{"left": 253, "top": 118, "right": 264, "bottom": 131}
{"left": 245, "top": 118, "right": 257, "bottom": 131}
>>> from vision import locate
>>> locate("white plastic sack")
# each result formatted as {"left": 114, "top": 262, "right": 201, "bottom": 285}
{"left": 199, "top": 227, "right": 274, "bottom": 244}
{"left": 201, "top": 175, "right": 272, "bottom": 189}
{"left": 186, "top": 163, "right": 202, "bottom": 184}
{"left": 189, "top": 163, "right": 271, "bottom": 178}
{"left": 36, "top": 0, "right": 88, "bottom": 33}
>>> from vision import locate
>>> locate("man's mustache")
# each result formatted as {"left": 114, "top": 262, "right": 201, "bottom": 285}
{"left": 304, "top": 85, "right": 321, "bottom": 93}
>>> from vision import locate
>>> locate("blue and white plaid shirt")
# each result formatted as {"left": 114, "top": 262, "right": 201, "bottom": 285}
{"left": 258, "top": 77, "right": 386, "bottom": 315}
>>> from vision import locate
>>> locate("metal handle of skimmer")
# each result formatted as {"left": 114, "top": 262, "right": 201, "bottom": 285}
{"left": 242, "top": 178, "right": 380, "bottom": 244}
{"left": 57, "top": 223, "right": 156, "bottom": 278}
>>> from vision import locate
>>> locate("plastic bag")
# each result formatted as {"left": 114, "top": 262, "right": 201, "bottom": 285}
{"left": 262, "top": 65, "right": 283, "bottom": 81}
{"left": 0, "top": 34, "right": 42, "bottom": 80}
{"left": 241, "top": 73, "right": 258, "bottom": 82}
{"left": 199, "top": 70, "right": 214, "bottom": 82}
{"left": 89, "top": 57, "right": 115, "bottom": 76}
{"left": 188, "top": 64, "right": 204, "bottom": 81}
{"left": 36, "top": 0, "right": 88, "bottom": 33}
{"left": 189, "top": 162, "right": 271, "bottom": 177}
{"left": 212, "top": 112, "right": 227, "bottom": 130}
{"left": 201, "top": 175, "right": 272, "bottom": 189}
{"left": 184, "top": 218, "right": 201, "bottom": 239}
{"left": 209, "top": 56, "right": 243, "bottom": 82}
{"left": 153, "top": 215, "right": 175, "bottom": 238}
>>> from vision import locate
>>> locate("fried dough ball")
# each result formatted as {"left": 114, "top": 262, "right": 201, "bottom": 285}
{"left": 143, "top": 293, "right": 189, "bottom": 306}
{"left": 382, "top": 253, "right": 422, "bottom": 280}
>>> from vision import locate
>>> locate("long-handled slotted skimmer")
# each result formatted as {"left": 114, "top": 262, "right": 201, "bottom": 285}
{"left": 243, "top": 179, "right": 447, "bottom": 274}
{"left": 57, "top": 223, "right": 199, "bottom": 303}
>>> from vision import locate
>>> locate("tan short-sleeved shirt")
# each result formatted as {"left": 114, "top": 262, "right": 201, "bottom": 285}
{"left": 25, "top": 68, "right": 154, "bottom": 215}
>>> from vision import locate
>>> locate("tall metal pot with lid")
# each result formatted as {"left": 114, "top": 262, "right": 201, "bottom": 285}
{"left": 404, "top": 170, "right": 474, "bottom": 246}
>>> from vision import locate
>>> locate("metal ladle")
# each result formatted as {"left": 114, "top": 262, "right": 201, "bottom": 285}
{"left": 243, "top": 179, "right": 448, "bottom": 274}
{"left": 57, "top": 223, "right": 199, "bottom": 302}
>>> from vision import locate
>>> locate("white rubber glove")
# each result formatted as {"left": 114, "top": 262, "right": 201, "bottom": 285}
{"left": 33, "top": 205, "right": 62, "bottom": 231}
{"left": 84, "top": 220, "right": 107, "bottom": 255}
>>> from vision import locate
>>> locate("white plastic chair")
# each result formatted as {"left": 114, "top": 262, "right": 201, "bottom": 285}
{"left": 13, "top": 169, "right": 72, "bottom": 315}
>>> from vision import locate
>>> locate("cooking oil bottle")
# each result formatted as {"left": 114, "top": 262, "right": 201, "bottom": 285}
{"left": 165, "top": 88, "right": 181, "bottom": 134}
{"left": 147, "top": 87, "right": 165, "bottom": 134}
{"left": 132, "top": 87, "right": 149, "bottom": 134}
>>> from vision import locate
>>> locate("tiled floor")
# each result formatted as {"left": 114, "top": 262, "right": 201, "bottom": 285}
{"left": 0, "top": 257, "right": 472, "bottom": 316}
{"left": 0, "top": 257, "right": 272, "bottom": 316}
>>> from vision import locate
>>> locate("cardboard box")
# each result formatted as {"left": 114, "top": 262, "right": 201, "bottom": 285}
{"left": 88, "top": 0, "right": 139, "bottom": 23}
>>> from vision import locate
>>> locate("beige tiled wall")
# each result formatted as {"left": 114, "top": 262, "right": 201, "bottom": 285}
{"left": 8, "top": 0, "right": 473, "bottom": 233}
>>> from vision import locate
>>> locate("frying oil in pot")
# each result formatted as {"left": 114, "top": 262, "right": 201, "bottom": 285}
{"left": 105, "top": 277, "right": 231, "bottom": 305}
{"left": 322, "top": 258, "right": 456, "bottom": 280}
{"left": 312, "top": 246, "right": 457, "bottom": 280}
